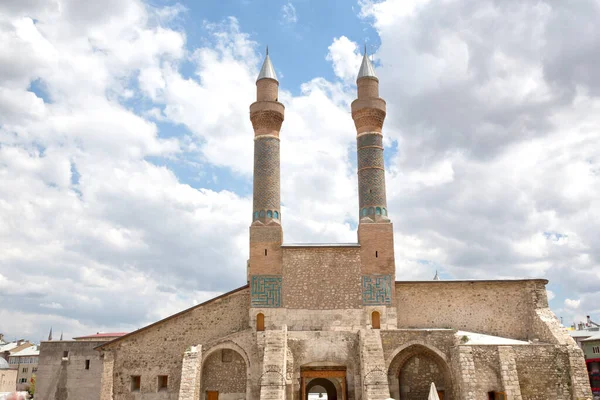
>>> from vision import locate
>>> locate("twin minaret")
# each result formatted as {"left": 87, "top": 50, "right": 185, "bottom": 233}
{"left": 248, "top": 47, "right": 394, "bottom": 281}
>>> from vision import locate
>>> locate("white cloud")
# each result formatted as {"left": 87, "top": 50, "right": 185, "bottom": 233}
{"left": 565, "top": 298, "right": 581, "bottom": 309}
{"left": 40, "top": 302, "right": 64, "bottom": 310}
{"left": 326, "top": 36, "right": 362, "bottom": 83}
{"left": 1, "top": 0, "right": 599, "bottom": 341}
{"left": 281, "top": 3, "right": 298, "bottom": 25}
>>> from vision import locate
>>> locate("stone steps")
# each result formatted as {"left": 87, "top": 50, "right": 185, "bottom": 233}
{"left": 359, "top": 329, "right": 391, "bottom": 400}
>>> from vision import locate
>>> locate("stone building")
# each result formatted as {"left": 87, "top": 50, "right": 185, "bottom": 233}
{"left": 91, "top": 50, "right": 593, "bottom": 400}
{"left": 0, "top": 358, "right": 17, "bottom": 394}
{"left": 35, "top": 333, "right": 127, "bottom": 400}
{"left": 8, "top": 346, "right": 39, "bottom": 391}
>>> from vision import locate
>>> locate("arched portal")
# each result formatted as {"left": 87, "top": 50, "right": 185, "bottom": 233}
{"left": 306, "top": 378, "right": 337, "bottom": 400}
{"left": 388, "top": 344, "right": 452, "bottom": 400}
{"left": 201, "top": 346, "right": 248, "bottom": 399}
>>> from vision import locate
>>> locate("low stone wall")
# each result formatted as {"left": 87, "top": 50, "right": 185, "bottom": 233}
{"left": 395, "top": 280, "right": 550, "bottom": 341}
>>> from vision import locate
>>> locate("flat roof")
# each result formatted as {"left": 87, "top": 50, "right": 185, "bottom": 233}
{"left": 282, "top": 243, "right": 360, "bottom": 248}
{"left": 73, "top": 332, "right": 128, "bottom": 340}
{"left": 396, "top": 278, "right": 549, "bottom": 284}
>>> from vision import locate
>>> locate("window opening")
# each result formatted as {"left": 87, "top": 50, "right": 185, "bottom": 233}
{"left": 257, "top": 313, "right": 265, "bottom": 331}
{"left": 265, "top": 249, "right": 267, "bottom": 256}
{"left": 375, "top": 251, "right": 378, "bottom": 258}
{"left": 63, "top": 351, "right": 69, "bottom": 358}
{"left": 158, "top": 375, "right": 168, "bottom": 391}
{"left": 131, "top": 376, "right": 141, "bottom": 392}
{"left": 221, "top": 349, "right": 233, "bottom": 363}
{"left": 85, "top": 360, "right": 90, "bottom": 370}
{"left": 267, "top": 210, "right": 273, "bottom": 218}
{"left": 372, "top": 311, "right": 381, "bottom": 329}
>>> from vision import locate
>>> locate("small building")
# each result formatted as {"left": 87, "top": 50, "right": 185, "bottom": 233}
{"left": 0, "top": 341, "right": 33, "bottom": 363}
{"left": 35, "top": 333, "right": 127, "bottom": 400}
{"left": 581, "top": 333, "right": 600, "bottom": 397}
{"left": 0, "top": 357, "right": 17, "bottom": 393}
{"left": 8, "top": 346, "right": 39, "bottom": 391}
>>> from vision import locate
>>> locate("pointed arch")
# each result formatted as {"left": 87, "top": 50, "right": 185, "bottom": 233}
{"left": 387, "top": 342, "right": 453, "bottom": 400}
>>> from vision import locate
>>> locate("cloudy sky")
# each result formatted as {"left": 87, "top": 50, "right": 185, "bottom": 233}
{"left": 0, "top": 0, "right": 599, "bottom": 342}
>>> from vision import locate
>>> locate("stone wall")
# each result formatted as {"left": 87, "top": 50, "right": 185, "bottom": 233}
{"left": 0, "top": 369, "right": 17, "bottom": 392}
{"left": 471, "top": 347, "right": 503, "bottom": 399}
{"left": 395, "top": 280, "right": 551, "bottom": 341}
{"left": 398, "top": 352, "right": 446, "bottom": 400}
{"left": 100, "top": 286, "right": 252, "bottom": 400}
{"left": 36, "top": 340, "right": 107, "bottom": 400}
{"left": 282, "top": 246, "right": 361, "bottom": 309}
{"left": 513, "top": 345, "right": 572, "bottom": 400}
{"left": 201, "top": 349, "right": 246, "bottom": 399}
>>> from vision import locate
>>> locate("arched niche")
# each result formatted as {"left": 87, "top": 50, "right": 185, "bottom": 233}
{"left": 201, "top": 343, "right": 250, "bottom": 399}
{"left": 387, "top": 343, "right": 452, "bottom": 400}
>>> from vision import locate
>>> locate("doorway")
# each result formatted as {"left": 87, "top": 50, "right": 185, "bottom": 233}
{"left": 300, "top": 367, "right": 346, "bottom": 400}
{"left": 207, "top": 391, "right": 218, "bottom": 400}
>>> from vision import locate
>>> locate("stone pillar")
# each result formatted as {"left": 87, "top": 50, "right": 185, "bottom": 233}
{"left": 567, "top": 346, "right": 593, "bottom": 400}
{"left": 455, "top": 346, "right": 476, "bottom": 400}
{"left": 359, "top": 329, "right": 391, "bottom": 400}
{"left": 178, "top": 345, "right": 203, "bottom": 400}
{"left": 259, "top": 326, "right": 287, "bottom": 400}
{"left": 498, "top": 346, "right": 523, "bottom": 400}
{"left": 99, "top": 351, "right": 114, "bottom": 400}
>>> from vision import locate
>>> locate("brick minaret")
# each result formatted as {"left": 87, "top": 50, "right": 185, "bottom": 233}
{"left": 248, "top": 48, "right": 285, "bottom": 283}
{"left": 352, "top": 47, "right": 396, "bottom": 281}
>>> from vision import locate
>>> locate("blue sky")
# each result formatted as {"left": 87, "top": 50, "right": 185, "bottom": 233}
{"left": 0, "top": 0, "right": 599, "bottom": 341}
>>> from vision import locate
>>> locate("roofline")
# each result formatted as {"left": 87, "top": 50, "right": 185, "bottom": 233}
{"left": 395, "top": 278, "right": 549, "bottom": 284}
{"left": 282, "top": 243, "right": 360, "bottom": 248}
{"left": 73, "top": 333, "right": 128, "bottom": 340}
{"left": 96, "top": 284, "right": 249, "bottom": 350}
{"left": 41, "top": 340, "right": 110, "bottom": 343}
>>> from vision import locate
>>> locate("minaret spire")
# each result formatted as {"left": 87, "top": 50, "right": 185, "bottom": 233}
{"left": 48, "top": 327, "right": 53, "bottom": 341}
{"left": 257, "top": 46, "right": 278, "bottom": 82}
{"left": 248, "top": 47, "right": 285, "bottom": 289}
{"left": 352, "top": 45, "right": 395, "bottom": 285}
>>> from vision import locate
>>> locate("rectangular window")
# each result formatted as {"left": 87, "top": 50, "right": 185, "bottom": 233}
{"left": 20, "top": 378, "right": 27, "bottom": 383}
{"left": 593, "top": 346, "right": 600, "bottom": 354}
{"left": 22, "top": 367, "right": 28, "bottom": 373}
{"left": 32, "top": 367, "right": 37, "bottom": 373}
{"left": 157, "top": 375, "right": 168, "bottom": 391}
{"left": 63, "top": 351, "right": 69, "bottom": 358}
{"left": 221, "top": 349, "right": 233, "bottom": 363}
{"left": 131, "top": 375, "right": 141, "bottom": 392}
{"left": 85, "top": 360, "right": 90, "bottom": 370}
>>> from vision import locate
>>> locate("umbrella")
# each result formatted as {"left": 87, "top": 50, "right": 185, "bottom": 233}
{"left": 428, "top": 382, "right": 441, "bottom": 400}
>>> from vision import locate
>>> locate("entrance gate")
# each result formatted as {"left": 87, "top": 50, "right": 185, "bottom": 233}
{"left": 301, "top": 367, "right": 347, "bottom": 400}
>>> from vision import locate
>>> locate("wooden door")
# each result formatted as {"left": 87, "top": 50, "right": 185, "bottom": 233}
{"left": 372, "top": 311, "right": 380, "bottom": 329}
{"left": 438, "top": 390, "right": 444, "bottom": 399}
{"left": 207, "top": 391, "right": 218, "bottom": 400}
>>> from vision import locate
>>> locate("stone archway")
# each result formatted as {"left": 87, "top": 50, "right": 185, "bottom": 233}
{"left": 387, "top": 343, "right": 452, "bottom": 400}
{"left": 201, "top": 344, "right": 249, "bottom": 400}
{"left": 306, "top": 378, "right": 338, "bottom": 400}
{"left": 300, "top": 367, "right": 347, "bottom": 400}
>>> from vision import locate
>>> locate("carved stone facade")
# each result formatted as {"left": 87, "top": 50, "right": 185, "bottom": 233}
{"left": 90, "top": 52, "right": 592, "bottom": 400}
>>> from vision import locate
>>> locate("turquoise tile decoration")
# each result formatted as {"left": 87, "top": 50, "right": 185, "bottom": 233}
{"left": 251, "top": 275, "right": 282, "bottom": 307}
{"left": 362, "top": 275, "right": 392, "bottom": 305}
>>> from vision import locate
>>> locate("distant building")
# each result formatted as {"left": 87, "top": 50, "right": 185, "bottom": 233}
{"left": 35, "top": 332, "right": 127, "bottom": 400}
{"left": 8, "top": 346, "right": 39, "bottom": 391}
{"left": 0, "top": 341, "right": 33, "bottom": 363}
{"left": 569, "top": 316, "right": 600, "bottom": 397}
{"left": 0, "top": 357, "right": 17, "bottom": 393}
